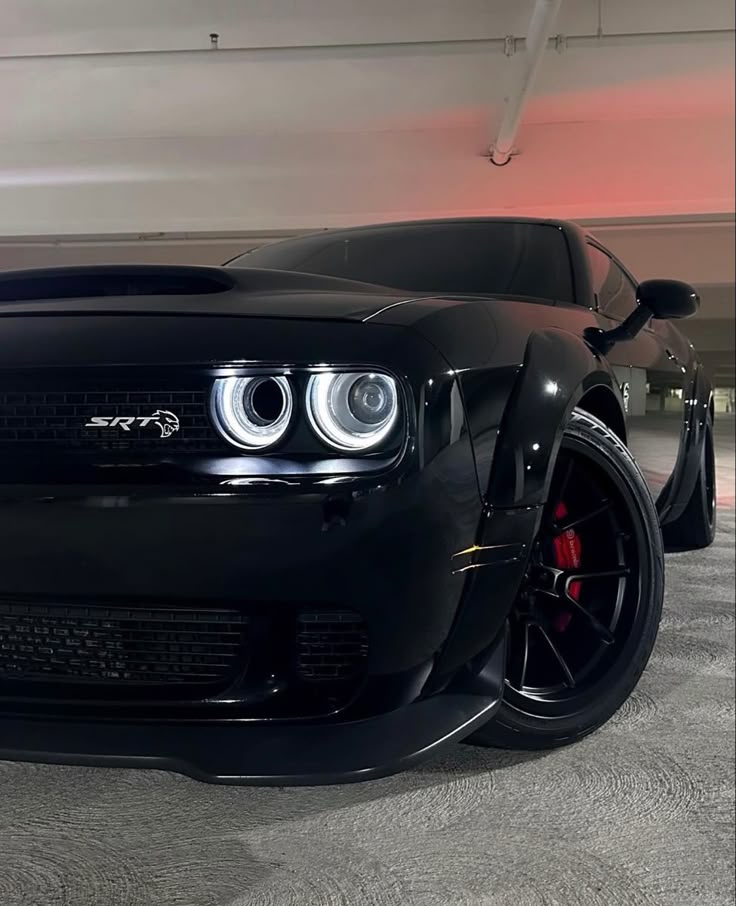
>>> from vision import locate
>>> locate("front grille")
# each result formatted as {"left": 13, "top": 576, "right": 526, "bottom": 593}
{"left": 296, "top": 612, "right": 368, "bottom": 681}
{"left": 0, "top": 387, "right": 223, "bottom": 453}
{"left": 0, "top": 601, "right": 249, "bottom": 686}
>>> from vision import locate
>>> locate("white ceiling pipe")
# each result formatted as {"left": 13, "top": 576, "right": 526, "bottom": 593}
{"left": 0, "top": 28, "right": 732, "bottom": 67}
{"left": 490, "top": 0, "right": 563, "bottom": 166}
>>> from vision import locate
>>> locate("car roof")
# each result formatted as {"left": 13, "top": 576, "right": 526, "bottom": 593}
{"left": 281, "top": 216, "right": 574, "bottom": 240}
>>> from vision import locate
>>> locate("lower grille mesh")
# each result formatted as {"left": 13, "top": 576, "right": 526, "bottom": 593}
{"left": 296, "top": 612, "right": 368, "bottom": 681}
{"left": 0, "top": 602, "right": 249, "bottom": 686}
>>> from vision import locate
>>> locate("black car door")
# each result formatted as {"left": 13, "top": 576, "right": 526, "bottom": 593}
{"left": 586, "top": 242, "right": 687, "bottom": 505}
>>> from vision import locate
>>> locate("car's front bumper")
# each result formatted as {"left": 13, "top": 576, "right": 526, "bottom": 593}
{"left": 0, "top": 668, "right": 504, "bottom": 785}
{"left": 0, "top": 442, "right": 537, "bottom": 784}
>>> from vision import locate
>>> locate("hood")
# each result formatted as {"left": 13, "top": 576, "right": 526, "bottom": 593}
{"left": 0, "top": 265, "right": 410, "bottom": 322}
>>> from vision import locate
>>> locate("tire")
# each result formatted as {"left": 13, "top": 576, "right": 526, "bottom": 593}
{"left": 662, "top": 414, "right": 717, "bottom": 551}
{"left": 470, "top": 408, "right": 664, "bottom": 750}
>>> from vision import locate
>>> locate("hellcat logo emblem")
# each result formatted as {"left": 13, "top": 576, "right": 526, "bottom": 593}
{"left": 85, "top": 410, "right": 180, "bottom": 438}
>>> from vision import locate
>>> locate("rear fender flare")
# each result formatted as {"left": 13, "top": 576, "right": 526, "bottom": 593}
{"left": 659, "top": 362, "right": 713, "bottom": 525}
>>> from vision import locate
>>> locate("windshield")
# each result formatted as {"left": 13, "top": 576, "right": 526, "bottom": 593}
{"left": 231, "top": 222, "right": 574, "bottom": 303}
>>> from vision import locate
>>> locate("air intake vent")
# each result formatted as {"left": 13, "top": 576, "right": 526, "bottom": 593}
{"left": 296, "top": 612, "right": 368, "bottom": 681}
{"left": 0, "top": 266, "right": 233, "bottom": 302}
{"left": 0, "top": 601, "right": 249, "bottom": 687}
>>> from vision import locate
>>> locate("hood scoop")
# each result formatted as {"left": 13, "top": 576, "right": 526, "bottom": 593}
{"left": 0, "top": 265, "right": 234, "bottom": 303}
{"left": 0, "top": 264, "right": 404, "bottom": 321}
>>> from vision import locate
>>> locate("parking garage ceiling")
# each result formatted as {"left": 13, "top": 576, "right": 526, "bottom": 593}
{"left": 1, "top": 1, "right": 734, "bottom": 381}
{"left": 1, "top": 0, "right": 734, "bottom": 234}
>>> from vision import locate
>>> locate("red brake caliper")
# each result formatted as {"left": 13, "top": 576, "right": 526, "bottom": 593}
{"left": 551, "top": 502, "right": 581, "bottom": 633}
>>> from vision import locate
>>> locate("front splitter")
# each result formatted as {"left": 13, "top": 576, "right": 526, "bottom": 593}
{"left": 0, "top": 688, "right": 502, "bottom": 786}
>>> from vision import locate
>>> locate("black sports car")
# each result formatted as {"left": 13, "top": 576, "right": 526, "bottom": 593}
{"left": 0, "top": 218, "right": 715, "bottom": 784}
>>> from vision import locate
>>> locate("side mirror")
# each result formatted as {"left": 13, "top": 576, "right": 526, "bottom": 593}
{"left": 637, "top": 279, "right": 700, "bottom": 321}
{"left": 587, "top": 278, "right": 700, "bottom": 355}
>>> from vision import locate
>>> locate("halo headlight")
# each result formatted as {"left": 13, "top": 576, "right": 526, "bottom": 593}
{"left": 306, "top": 372, "right": 400, "bottom": 452}
{"left": 211, "top": 376, "right": 293, "bottom": 450}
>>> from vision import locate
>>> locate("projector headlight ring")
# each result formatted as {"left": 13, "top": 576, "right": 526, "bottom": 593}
{"left": 211, "top": 375, "right": 293, "bottom": 451}
{"left": 306, "top": 372, "right": 400, "bottom": 453}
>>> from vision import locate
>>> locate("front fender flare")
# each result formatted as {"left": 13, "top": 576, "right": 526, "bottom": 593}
{"left": 487, "top": 327, "right": 625, "bottom": 509}
{"left": 433, "top": 329, "right": 626, "bottom": 680}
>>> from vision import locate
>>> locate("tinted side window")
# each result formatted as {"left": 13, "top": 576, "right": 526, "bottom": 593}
{"left": 587, "top": 245, "right": 637, "bottom": 321}
{"left": 236, "top": 223, "right": 575, "bottom": 304}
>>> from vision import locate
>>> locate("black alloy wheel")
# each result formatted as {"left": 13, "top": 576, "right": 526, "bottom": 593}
{"left": 471, "top": 409, "right": 664, "bottom": 749}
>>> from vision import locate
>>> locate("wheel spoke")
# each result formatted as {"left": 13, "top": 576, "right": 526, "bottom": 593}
{"left": 518, "top": 621, "right": 530, "bottom": 689}
{"left": 563, "top": 595, "right": 616, "bottom": 645}
{"left": 535, "top": 624, "right": 576, "bottom": 687}
{"left": 568, "top": 567, "right": 630, "bottom": 584}
{"left": 530, "top": 567, "right": 624, "bottom": 645}
{"left": 529, "top": 566, "right": 629, "bottom": 599}
{"left": 554, "top": 500, "right": 611, "bottom": 534}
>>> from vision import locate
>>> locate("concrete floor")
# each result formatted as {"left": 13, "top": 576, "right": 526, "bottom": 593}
{"left": 1, "top": 421, "right": 734, "bottom": 906}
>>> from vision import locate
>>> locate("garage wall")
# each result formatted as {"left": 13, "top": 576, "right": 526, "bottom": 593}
{"left": 1, "top": 0, "right": 734, "bottom": 234}
{"left": 1, "top": 116, "right": 734, "bottom": 236}
{"left": 1, "top": 0, "right": 733, "bottom": 383}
